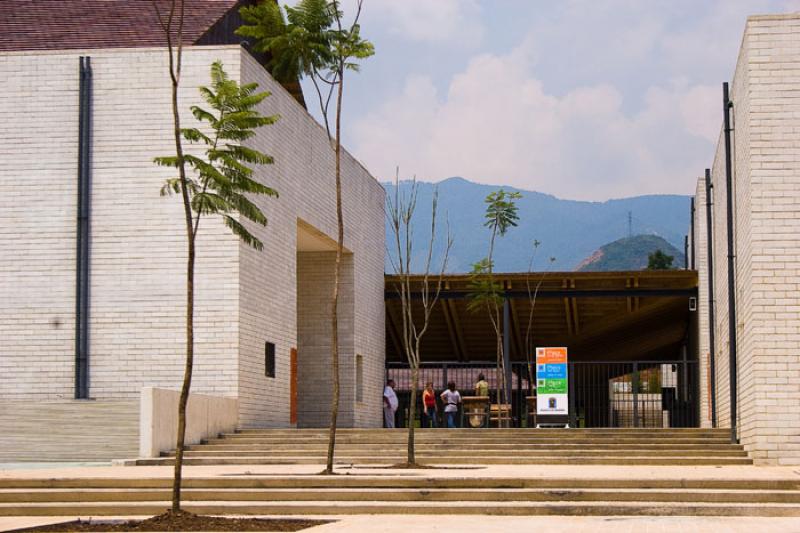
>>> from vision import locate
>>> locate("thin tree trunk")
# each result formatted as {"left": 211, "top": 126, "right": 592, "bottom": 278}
{"left": 172, "top": 240, "right": 194, "bottom": 511}
{"left": 163, "top": 0, "right": 192, "bottom": 506}
{"left": 326, "top": 70, "right": 345, "bottom": 475}
{"left": 407, "top": 365, "right": 418, "bottom": 464}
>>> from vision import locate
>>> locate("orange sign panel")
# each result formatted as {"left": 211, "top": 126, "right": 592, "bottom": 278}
{"left": 537, "top": 347, "right": 567, "bottom": 364}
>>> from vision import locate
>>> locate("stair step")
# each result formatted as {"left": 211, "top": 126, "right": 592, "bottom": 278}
{"left": 3, "top": 500, "right": 800, "bottom": 517}
{"left": 137, "top": 456, "right": 753, "bottom": 466}
{"left": 4, "top": 487, "right": 800, "bottom": 504}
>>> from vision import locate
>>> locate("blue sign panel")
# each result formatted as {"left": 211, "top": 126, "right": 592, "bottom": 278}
{"left": 537, "top": 363, "right": 567, "bottom": 379}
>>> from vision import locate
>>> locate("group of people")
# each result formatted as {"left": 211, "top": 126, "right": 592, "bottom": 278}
{"left": 383, "top": 374, "right": 491, "bottom": 429}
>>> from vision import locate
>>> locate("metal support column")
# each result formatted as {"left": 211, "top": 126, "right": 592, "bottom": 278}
{"left": 502, "top": 298, "right": 512, "bottom": 421}
{"left": 723, "top": 82, "right": 738, "bottom": 443}
{"left": 705, "top": 168, "right": 717, "bottom": 427}
{"left": 632, "top": 362, "right": 639, "bottom": 428}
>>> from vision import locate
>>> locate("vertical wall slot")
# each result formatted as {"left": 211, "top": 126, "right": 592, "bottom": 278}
{"left": 356, "top": 354, "right": 363, "bottom": 403}
{"left": 75, "top": 56, "right": 92, "bottom": 400}
{"left": 265, "top": 342, "right": 276, "bottom": 378}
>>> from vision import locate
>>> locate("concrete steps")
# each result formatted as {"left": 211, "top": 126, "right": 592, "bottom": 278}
{"left": 138, "top": 428, "right": 751, "bottom": 467}
{"left": 0, "top": 401, "right": 139, "bottom": 462}
{"left": 2, "top": 476, "right": 800, "bottom": 517}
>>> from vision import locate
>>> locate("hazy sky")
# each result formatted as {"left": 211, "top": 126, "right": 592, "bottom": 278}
{"left": 301, "top": 0, "right": 800, "bottom": 201}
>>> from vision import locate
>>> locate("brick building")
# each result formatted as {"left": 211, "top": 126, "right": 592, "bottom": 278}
{"left": 692, "top": 13, "right": 800, "bottom": 465}
{"left": 0, "top": 1, "right": 385, "bottom": 460}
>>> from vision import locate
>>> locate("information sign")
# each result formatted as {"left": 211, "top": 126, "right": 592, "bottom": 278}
{"left": 536, "top": 347, "right": 568, "bottom": 415}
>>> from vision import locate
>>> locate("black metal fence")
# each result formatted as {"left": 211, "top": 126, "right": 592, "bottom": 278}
{"left": 386, "top": 360, "right": 699, "bottom": 428}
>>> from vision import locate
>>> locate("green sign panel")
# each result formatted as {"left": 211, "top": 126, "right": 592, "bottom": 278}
{"left": 536, "top": 377, "right": 567, "bottom": 394}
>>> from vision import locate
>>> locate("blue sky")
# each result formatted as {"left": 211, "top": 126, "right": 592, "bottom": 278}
{"left": 301, "top": 0, "right": 800, "bottom": 201}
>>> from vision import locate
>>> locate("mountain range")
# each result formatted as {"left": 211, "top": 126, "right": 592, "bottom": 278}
{"left": 383, "top": 177, "right": 691, "bottom": 273}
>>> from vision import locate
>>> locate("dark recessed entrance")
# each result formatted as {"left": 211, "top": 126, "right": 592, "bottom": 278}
{"left": 385, "top": 270, "right": 700, "bottom": 428}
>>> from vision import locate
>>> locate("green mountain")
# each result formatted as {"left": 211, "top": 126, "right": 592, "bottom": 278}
{"left": 575, "top": 234, "right": 685, "bottom": 272}
{"left": 384, "top": 178, "right": 691, "bottom": 272}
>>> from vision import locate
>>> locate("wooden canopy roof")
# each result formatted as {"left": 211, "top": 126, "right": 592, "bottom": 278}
{"left": 385, "top": 270, "right": 698, "bottom": 363}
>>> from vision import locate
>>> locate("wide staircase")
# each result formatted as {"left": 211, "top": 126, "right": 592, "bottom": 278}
{"left": 0, "top": 401, "right": 139, "bottom": 462}
{"left": 4, "top": 473, "right": 800, "bottom": 517}
{"left": 137, "top": 428, "right": 750, "bottom": 466}
{"left": 5, "top": 429, "right": 800, "bottom": 517}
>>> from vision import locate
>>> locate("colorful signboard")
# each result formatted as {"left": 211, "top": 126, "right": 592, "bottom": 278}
{"left": 536, "top": 347, "right": 568, "bottom": 415}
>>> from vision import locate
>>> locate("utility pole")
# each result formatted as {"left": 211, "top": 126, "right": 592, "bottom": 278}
{"left": 628, "top": 211, "right": 632, "bottom": 238}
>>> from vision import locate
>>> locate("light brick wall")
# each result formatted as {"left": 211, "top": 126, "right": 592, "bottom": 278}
{"left": 0, "top": 46, "right": 242, "bottom": 401}
{"left": 692, "top": 178, "right": 713, "bottom": 428}
{"left": 237, "top": 51, "right": 385, "bottom": 428}
{"left": 296, "top": 252, "right": 355, "bottom": 428}
{"left": 0, "top": 45, "right": 385, "bottom": 429}
{"left": 698, "top": 14, "right": 800, "bottom": 464}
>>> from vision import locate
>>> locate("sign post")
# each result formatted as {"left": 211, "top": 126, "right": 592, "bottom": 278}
{"left": 536, "top": 347, "right": 569, "bottom": 424}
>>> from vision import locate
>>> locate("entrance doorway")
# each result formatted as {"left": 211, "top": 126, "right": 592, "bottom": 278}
{"left": 386, "top": 360, "right": 699, "bottom": 428}
{"left": 296, "top": 220, "right": 355, "bottom": 428}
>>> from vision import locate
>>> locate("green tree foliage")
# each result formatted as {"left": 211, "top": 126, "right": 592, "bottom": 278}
{"left": 647, "top": 249, "right": 675, "bottom": 270}
{"left": 153, "top": 59, "right": 278, "bottom": 512}
{"left": 467, "top": 190, "right": 522, "bottom": 425}
{"left": 156, "top": 60, "right": 279, "bottom": 248}
{"left": 237, "top": 0, "right": 335, "bottom": 83}
{"left": 483, "top": 189, "right": 522, "bottom": 237}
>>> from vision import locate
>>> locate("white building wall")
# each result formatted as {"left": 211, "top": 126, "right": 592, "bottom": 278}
{"left": 698, "top": 14, "right": 800, "bottom": 464}
{"left": 0, "top": 46, "right": 242, "bottom": 401}
{"left": 693, "top": 177, "right": 713, "bottom": 429}
{"left": 238, "top": 51, "right": 385, "bottom": 428}
{"left": 0, "top": 45, "right": 385, "bottom": 429}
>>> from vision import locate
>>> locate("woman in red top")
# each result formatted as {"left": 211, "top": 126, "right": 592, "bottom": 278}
{"left": 421, "top": 381, "right": 438, "bottom": 428}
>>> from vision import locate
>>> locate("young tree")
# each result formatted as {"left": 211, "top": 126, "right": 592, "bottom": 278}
{"left": 387, "top": 174, "right": 452, "bottom": 466}
{"left": 467, "top": 190, "right": 522, "bottom": 427}
{"left": 238, "top": 0, "right": 373, "bottom": 474}
{"left": 647, "top": 249, "right": 674, "bottom": 270}
{"left": 153, "top": 1, "right": 278, "bottom": 509}
{"left": 523, "top": 242, "right": 556, "bottom": 397}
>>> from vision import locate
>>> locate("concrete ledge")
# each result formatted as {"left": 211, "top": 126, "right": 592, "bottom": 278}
{"left": 139, "top": 388, "right": 238, "bottom": 459}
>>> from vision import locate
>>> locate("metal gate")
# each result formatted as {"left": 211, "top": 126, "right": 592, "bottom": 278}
{"left": 385, "top": 360, "right": 698, "bottom": 428}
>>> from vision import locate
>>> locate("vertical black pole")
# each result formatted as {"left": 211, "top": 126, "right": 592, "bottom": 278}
{"left": 690, "top": 197, "right": 696, "bottom": 269}
{"left": 75, "top": 56, "right": 92, "bottom": 400}
{"left": 705, "top": 168, "right": 717, "bottom": 428}
{"left": 568, "top": 363, "right": 576, "bottom": 428}
{"left": 723, "top": 82, "right": 738, "bottom": 443}
{"left": 632, "top": 362, "right": 639, "bottom": 428}
{"left": 684, "top": 236, "right": 689, "bottom": 269}
{"left": 502, "top": 298, "right": 512, "bottom": 424}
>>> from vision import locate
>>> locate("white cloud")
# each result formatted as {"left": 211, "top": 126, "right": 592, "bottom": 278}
{"left": 364, "top": 0, "right": 484, "bottom": 46}
{"left": 351, "top": 43, "right": 718, "bottom": 201}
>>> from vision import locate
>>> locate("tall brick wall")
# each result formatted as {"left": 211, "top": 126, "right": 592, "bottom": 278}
{"left": 0, "top": 45, "right": 385, "bottom": 429}
{"left": 296, "top": 252, "right": 355, "bottom": 428}
{"left": 0, "top": 46, "right": 242, "bottom": 401}
{"left": 237, "top": 51, "right": 385, "bottom": 428}
{"left": 696, "top": 14, "right": 800, "bottom": 464}
{"left": 692, "top": 178, "right": 713, "bottom": 428}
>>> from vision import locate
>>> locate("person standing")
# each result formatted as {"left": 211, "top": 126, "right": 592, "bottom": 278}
{"left": 422, "top": 381, "right": 438, "bottom": 428}
{"left": 383, "top": 379, "right": 399, "bottom": 428}
{"left": 474, "top": 373, "right": 489, "bottom": 397}
{"left": 440, "top": 381, "right": 462, "bottom": 429}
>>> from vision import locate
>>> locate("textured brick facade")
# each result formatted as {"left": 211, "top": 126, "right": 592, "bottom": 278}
{"left": 0, "top": 45, "right": 385, "bottom": 429}
{"left": 693, "top": 14, "right": 800, "bottom": 464}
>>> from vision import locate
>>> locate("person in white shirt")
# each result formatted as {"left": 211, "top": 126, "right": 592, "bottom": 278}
{"left": 439, "top": 381, "right": 462, "bottom": 428}
{"left": 383, "top": 379, "right": 399, "bottom": 428}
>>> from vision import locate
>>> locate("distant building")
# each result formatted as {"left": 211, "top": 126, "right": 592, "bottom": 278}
{"left": 0, "top": 0, "right": 385, "bottom": 460}
{"left": 692, "top": 13, "right": 800, "bottom": 465}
